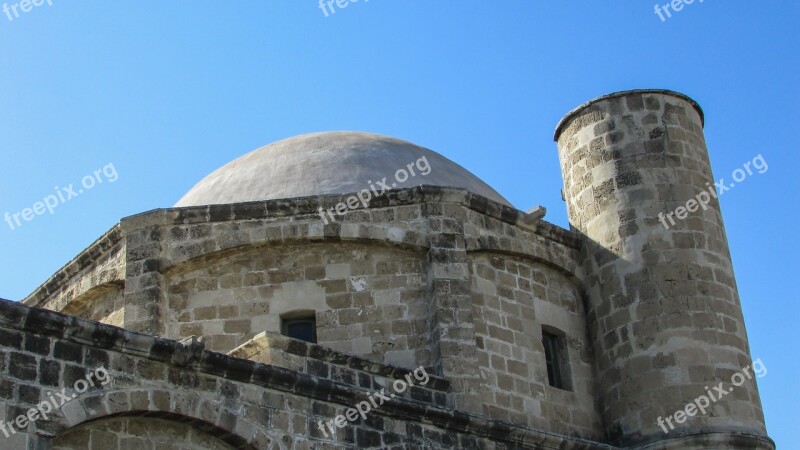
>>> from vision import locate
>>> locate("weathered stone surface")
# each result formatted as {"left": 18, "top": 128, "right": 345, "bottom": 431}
{"left": 555, "top": 90, "right": 769, "bottom": 449}
{"left": 0, "top": 299, "right": 617, "bottom": 449}
{"left": 7, "top": 94, "right": 772, "bottom": 449}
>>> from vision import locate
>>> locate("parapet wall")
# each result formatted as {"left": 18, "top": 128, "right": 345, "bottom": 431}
{"left": 0, "top": 298, "right": 614, "bottom": 449}
{"left": 22, "top": 226, "right": 125, "bottom": 315}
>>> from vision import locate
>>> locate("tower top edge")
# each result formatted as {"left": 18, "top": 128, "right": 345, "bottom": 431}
{"left": 553, "top": 89, "right": 705, "bottom": 142}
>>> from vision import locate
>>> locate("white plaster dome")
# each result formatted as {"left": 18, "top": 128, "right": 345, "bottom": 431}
{"left": 175, "top": 131, "right": 510, "bottom": 207}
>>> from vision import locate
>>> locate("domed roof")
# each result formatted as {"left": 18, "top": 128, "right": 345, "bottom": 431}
{"left": 175, "top": 132, "right": 510, "bottom": 207}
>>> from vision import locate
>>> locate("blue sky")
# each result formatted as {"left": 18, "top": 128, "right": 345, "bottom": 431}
{"left": 0, "top": 1, "right": 796, "bottom": 447}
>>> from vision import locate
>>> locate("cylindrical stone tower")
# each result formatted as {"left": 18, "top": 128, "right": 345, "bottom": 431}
{"left": 554, "top": 90, "right": 772, "bottom": 449}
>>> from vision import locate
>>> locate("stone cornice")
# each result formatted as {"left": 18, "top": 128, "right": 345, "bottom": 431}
{"left": 22, "top": 225, "right": 123, "bottom": 307}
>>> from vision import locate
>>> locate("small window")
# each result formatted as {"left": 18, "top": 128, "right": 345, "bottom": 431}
{"left": 281, "top": 312, "right": 317, "bottom": 344}
{"left": 542, "top": 329, "right": 571, "bottom": 390}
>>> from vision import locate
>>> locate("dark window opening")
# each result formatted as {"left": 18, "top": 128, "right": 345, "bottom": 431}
{"left": 542, "top": 330, "right": 571, "bottom": 390}
{"left": 281, "top": 314, "right": 317, "bottom": 344}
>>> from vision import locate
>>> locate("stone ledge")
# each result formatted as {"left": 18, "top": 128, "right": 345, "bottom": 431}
{"left": 229, "top": 331, "right": 450, "bottom": 392}
{"left": 22, "top": 225, "right": 123, "bottom": 307}
{"left": 121, "top": 185, "right": 581, "bottom": 249}
{"left": 626, "top": 429, "right": 775, "bottom": 450}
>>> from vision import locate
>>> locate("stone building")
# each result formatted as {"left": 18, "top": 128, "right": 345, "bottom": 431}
{"left": 0, "top": 90, "right": 773, "bottom": 449}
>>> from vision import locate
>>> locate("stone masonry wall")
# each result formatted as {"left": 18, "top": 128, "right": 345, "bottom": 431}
{"left": 53, "top": 417, "right": 236, "bottom": 450}
{"left": 555, "top": 90, "right": 768, "bottom": 448}
{"left": 165, "top": 241, "right": 429, "bottom": 368}
{"left": 22, "top": 227, "right": 125, "bottom": 314}
{"left": 117, "top": 188, "right": 588, "bottom": 417}
{"left": 60, "top": 283, "right": 125, "bottom": 327}
{"left": 4, "top": 132, "right": 774, "bottom": 449}
{"left": 0, "top": 298, "right": 616, "bottom": 450}
{"left": 469, "top": 252, "right": 600, "bottom": 440}
{"left": 21, "top": 186, "right": 594, "bottom": 439}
